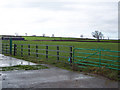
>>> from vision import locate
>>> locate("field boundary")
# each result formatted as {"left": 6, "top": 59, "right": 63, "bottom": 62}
{"left": 2, "top": 39, "right": 120, "bottom": 71}
{"left": 2, "top": 40, "right": 73, "bottom": 65}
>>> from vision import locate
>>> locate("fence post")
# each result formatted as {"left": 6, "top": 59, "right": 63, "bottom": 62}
{"left": 6, "top": 44, "right": 7, "bottom": 54}
{"left": 70, "top": 46, "right": 73, "bottom": 65}
{"left": 14, "top": 44, "right": 17, "bottom": 56}
{"left": 36, "top": 45, "right": 38, "bottom": 57}
{"left": 10, "top": 38, "right": 12, "bottom": 55}
{"left": 46, "top": 45, "right": 48, "bottom": 59}
{"left": 57, "top": 46, "right": 59, "bottom": 61}
{"left": 2, "top": 43, "right": 4, "bottom": 54}
{"left": 28, "top": 45, "right": 30, "bottom": 56}
{"left": 21, "top": 44, "right": 23, "bottom": 57}
{"left": 72, "top": 48, "right": 75, "bottom": 70}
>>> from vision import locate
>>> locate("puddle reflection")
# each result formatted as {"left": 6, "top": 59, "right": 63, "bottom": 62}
{"left": 0, "top": 54, "right": 37, "bottom": 67}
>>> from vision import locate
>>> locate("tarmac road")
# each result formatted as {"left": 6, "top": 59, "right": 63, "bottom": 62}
{"left": 1, "top": 65, "right": 119, "bottom": 88}
{"left": 0, "top": 54, "right": 119, "bottom": 88}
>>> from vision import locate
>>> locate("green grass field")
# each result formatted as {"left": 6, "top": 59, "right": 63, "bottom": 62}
{"left": 12, "top": 40, "right": 119, "bottom": 51}
{"left": 23, "top": 36, "right": 119, "bottom": 42}
{"left": 23, "top": 36, "right": 79, "bottom": 40}
{"left": 2, "top": 37, "right": 120, "bottom": 81}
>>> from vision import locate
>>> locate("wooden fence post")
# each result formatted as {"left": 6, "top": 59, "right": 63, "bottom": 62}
{"left": 36, "top": 45, "right": 38, "bottom": 57}
{"left": 14, "top": 44, "right": 17, "bottom": 56}
{"left": 57, "top": 46, "right": 59, "bottom": 61}
{"left": 21, "top": 44, "right": 23, "bottom": 57}
{"left": 46, "top": 45, "right": 48, "bottom": 59}
{"left": 2, "top": 43, "right": 4, "bottom": 54}
{"left": 28, "top": 45, "right": 30, "bottom": 56}
{"left": 6, "top": 44, "right": 7, "bottom": 54}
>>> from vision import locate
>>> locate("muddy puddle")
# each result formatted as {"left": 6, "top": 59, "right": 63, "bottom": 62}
{"left": 0, "top": 54, "right": 37, "bottom": 67}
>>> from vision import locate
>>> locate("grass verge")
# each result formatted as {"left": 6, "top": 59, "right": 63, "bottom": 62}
{"left": 1, "top": 65, "right": 49, "bottom": 71}
{"left": 72, "top": 65, "right": 119, "bottom": 81}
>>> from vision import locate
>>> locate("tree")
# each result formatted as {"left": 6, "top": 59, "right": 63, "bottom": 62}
{"left": 80, "top": 35, "right": 83, "bottom": 38}
{"left": 52, "top": 34, "right": 54, "bottom": 37}
{"left": 15, "top": 33, "right": 18, "bottom": 36}
{"left": 25, "top": 33, "right": 27, "bottom": 36}
{"left": 92, "top": 31, "right": 103, "bottom": 41}
{"left": 103, "top": 36, "right": 105, "bottom": 40}
{"left": 43, "top": 34, "right": 45, "bottom": 37}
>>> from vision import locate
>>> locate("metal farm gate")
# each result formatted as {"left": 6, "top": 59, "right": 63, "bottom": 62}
{"left": 73, "top": 48, "right": 120, "bottom": 70}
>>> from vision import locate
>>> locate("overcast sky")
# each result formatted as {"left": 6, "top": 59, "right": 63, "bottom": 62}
{"left": 0, "top": 0, "right": 119, "bottom": 39}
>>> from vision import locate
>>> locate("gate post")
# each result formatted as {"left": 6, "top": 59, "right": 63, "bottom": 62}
{"left": 72, "top": 48, "right": 75, "bottom": 70}
{"left": 70, "top": 46, "right": 73, "bottom": 65}
{"left": 99, "top": 49, "right": 101, "bottom": 68}
{"left": 10, "top": 38, "right": 12, "bottom": 55}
